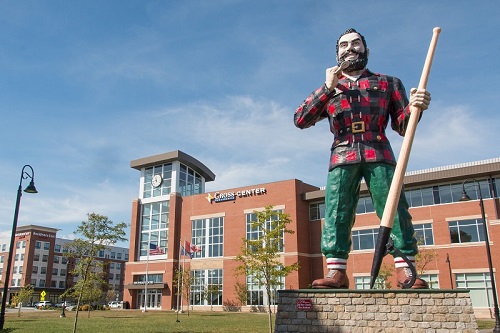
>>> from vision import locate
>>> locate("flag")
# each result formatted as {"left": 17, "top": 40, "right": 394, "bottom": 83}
{"left": 185, "top": 241, "right": 201, "bottom": 258}
{"left": 149, "top": 243, "right": 164, "bottom": 255}
{"left": 180, "top": 245, "right": 191, "bottom": 258}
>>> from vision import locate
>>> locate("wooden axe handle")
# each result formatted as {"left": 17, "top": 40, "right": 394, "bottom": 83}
{"left": 379, "top": 27, "right": 441, "bottom": 228}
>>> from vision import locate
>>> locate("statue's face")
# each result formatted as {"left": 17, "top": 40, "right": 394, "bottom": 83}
{"left": 337, "top": 32, "right": 366, "bottom": 63}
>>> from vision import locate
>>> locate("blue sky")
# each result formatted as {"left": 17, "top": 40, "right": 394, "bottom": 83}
{"left": 1, "top": 1, "right": 499, "bottom": 246}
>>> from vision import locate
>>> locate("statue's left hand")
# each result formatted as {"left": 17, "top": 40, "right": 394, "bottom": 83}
{"left": 409, "top": 88, "right": 431, "bottom": 111}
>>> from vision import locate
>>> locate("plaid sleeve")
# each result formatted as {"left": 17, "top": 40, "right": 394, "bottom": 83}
{"left": 294, "top": 84, "right": 332, "bottom": 129}
{"left": 389, "top": 76, "right": 411, "bottom": 136}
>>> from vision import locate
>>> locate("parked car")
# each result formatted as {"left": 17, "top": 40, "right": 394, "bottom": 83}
{"left": 55, "top": 301, "right": 73, "bottom": 308}
{"left": 108, "top": 301, "right": 122, "bottom": 308}
{"left": 34, "top": 301, "right": 53, "bottom": 308}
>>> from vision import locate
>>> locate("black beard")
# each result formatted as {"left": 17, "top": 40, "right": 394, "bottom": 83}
{"left": 339, "top": 50, "right": 368, "bottom": 71}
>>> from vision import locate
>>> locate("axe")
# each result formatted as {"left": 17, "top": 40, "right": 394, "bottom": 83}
{"left": 370, "top": 27, "right": 441, "bottom": 289}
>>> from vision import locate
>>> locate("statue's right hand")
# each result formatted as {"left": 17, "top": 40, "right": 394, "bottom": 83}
{"left": 325, "top": 66, "right": 340, "bottom": 91}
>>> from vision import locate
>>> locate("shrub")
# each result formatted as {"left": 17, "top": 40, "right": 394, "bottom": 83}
{"left": 223, "top": 299, "right": 241, "bottom": 312}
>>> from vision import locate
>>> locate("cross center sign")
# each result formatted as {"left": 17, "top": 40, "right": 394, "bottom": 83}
{"left": 296, "top": 298, "right": 312, "bottom": 311}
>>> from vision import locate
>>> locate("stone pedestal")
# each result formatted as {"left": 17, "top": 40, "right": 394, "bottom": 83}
{"left": 274, "top": 289, "right": 478, "bottom": 333}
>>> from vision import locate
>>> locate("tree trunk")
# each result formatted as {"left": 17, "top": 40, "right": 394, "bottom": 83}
{"left": 266, "top": 286, "right": 273, "bottom": 333}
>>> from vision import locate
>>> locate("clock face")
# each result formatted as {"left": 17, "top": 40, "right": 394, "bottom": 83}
{"left": 151, "top": 174, "right": 163, "bottom": 188}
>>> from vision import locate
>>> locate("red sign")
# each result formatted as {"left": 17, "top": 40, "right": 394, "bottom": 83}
{"left": 296, "top": 299, "right": 312, "bottom": 311}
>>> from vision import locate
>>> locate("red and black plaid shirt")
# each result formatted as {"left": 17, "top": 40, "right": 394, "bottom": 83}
{"left": 294, "top": 69, "right": 412, "bottom": 171}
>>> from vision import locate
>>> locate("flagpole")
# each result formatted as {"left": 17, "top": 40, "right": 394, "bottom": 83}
{"left": 176, "top": 241, "right": 182, "bottom": 315}
{"left": 144, "top": 235, "right": 150, "bottom": 313}
{"left": 180, "top": 238, "right": 186, "bottom": 314}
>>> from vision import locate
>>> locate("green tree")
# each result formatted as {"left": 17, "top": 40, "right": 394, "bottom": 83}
{"left": 64, "top": 213, "right": 127, "bottom": 333}
{"left": 203, "top": 284, "right": 220, "bottom": 312}
{"left": 415, "top": 235, "right": 438, "bottom": 288}
{"left": 173, "top": 266, "right": 192, "bottom": 314}
{"left": 234, "top": 279, "right": 247, "bottom": 309}
{"left": 374, "top": 263, "right": 393, "bottom": 289}
{"left": 234, "top": 206, "right": 299, "bottom": 333}
{"left": 105, "top": 289, "right": 117, "bottom": 305}
{"left": 11, "top": 284, "right": 34, "bottom": 317}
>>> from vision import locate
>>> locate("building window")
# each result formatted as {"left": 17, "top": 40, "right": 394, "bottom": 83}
{"left": 16, "top": 241, "right": 21, "bottom": 249}
{"left": 245, "top": 210, "right": 284, "bottom": 252}
{"left": 115, "top": 274, "right": 120, "bottom": 280}
{"left": 419, "top": 274, "right": 439, "bottom": 289}
{"left": 15, "top": 254, "right": 19, "bottom": 261}
{"left": 0, "top": 268, "right": 2, "bottom": 275}
{"left": 39, "top": 280, "right": 45, "bottom": 287}
{"left": 356, "top": 196, "right": 374, "bottom": 214}
{"left": 191, "top": 216, "right": 224, "bottom": 258}
{"left": 34, "top": 254, "right": 40, "bottom": 261}
{"left": 52, "top": 268, "right": 58, "bottom": 275}
{"left": 55, "top": 244, "right": 61, "bottom": 252}
{"left": 309, "top": 202, "right": 325, "bottom": 220}
{"left": 449, "top": 219, "right": 484, "bottom": 243}
{"left": 53, "top": 256, "right": 60, "bottom": 263}
{"left": 140, "top": 201, "right": 169, "bottom": 257}
{"left": 59, "top": 281, "right": 65, "bottom": 289}
{"left": 35, "top": 241, "right": 41, "bottom": 249}
{"left": 135, "top": 273, "right": 163, "bottom": 284}
{"left": 13, "top": 266, "right": 18, "bottom": 274}
{"left": 405, "top": 187, "right": 435, "bottom": 207}
{"left": 246, "top": 273, "right": 283, "bottom": 306}
{"left": 42, "top": 255, "right": 48, "bottom": 262}
{"left": 352, "top": 228, "right": 378, "bottom": 251}
{"left": 41, "top": 267, "right": 47, "bottom": 274}
{"left": 354, "top": 276, "right": 388, "bottom": 290}
{"left": 0, "top": 256, "right": 3, "bottom": 263}
{"left": 32, "top": 266, "right": 38, "bottom": 273}
{"left": 51, "top": 281, "right": 57, "bottom": 288}
{"left": 179, "top": 163, "right": 202, "bottom": 196}
{"left": 20, "top": 254, "right": 24, "bottom": 261}
{"left": 110, "top": 263, "right": 115, "bottom": 269}
{"left": 143, "top": 163, "right": 173, "bottom": 198}
{"left": 190, "top": 269, "right": 223, "bottom": 306}
{"left": 116, "top": 263, "right": 121, "bottom": 270}
{"left": 18, "top": 266, "right": 23, "bottom": 274}
{"left": 31, "top": 279, "right": 36, "bottom": 285}
{"left": 117, "top": 253, "right": 123, "bottom": 260}
{"left": 44, "top": 242, "right": 50, "bottom": 250}
{"left": 62, "top": 257, "right": 68, "bottom": 264}
{"left": 456, "top": 273, "right": 494, "bottom": 308}
{"left": 1, "top": 244, "right": 6, "bottom": 251}
{"left": 414, "top": 223, "right": 434, "bottom": 246}
{"left": 110, "top": 252, "right": 116, "bottom": 259}
{"left": 60, "top": 269, "right": 66, "bottom": 276}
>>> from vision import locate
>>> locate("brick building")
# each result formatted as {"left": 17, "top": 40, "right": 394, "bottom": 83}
{"left": 124, "top": 151, "right": 500, "bottom": 318}
{"left": 0, "top": 225, "right": 129, "bottom": 305}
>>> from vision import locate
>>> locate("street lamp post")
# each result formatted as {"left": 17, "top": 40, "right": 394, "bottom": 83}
{"left": 0, "top": 165, "right": 38, "bottom": 331}
{"left": 446, "top": 253, "right": 453, "bottom": 289}
{"left": 460, "top": 178, "right": 500, "bottom": 333}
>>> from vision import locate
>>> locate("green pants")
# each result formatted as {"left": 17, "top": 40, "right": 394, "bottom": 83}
{"left": 322, "top": 163, "right": 418, "bottom": 259}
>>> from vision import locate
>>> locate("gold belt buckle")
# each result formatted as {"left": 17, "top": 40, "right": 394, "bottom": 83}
{"left": 352, "top": 121, "right": 365, "bottom": 134}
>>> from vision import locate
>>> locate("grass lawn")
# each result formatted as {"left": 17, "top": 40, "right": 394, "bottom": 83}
{"left": 1, "top": 309, "right": 493, "bottom": 332}
{"left": 1, "top": 309, "right": 272, "bottom": 333}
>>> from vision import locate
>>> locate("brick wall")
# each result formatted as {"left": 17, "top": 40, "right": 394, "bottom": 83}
{"left": 275, "top": 289, "right": 478, "bottom": 333}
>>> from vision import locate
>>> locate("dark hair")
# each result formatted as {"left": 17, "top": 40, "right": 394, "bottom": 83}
{"left": 336, "top": 28, "right": 367, "bottom": 56}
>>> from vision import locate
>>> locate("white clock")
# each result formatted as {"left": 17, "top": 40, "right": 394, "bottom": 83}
{"left": 151, "top": 174, "right": 163, "bottom": 188}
